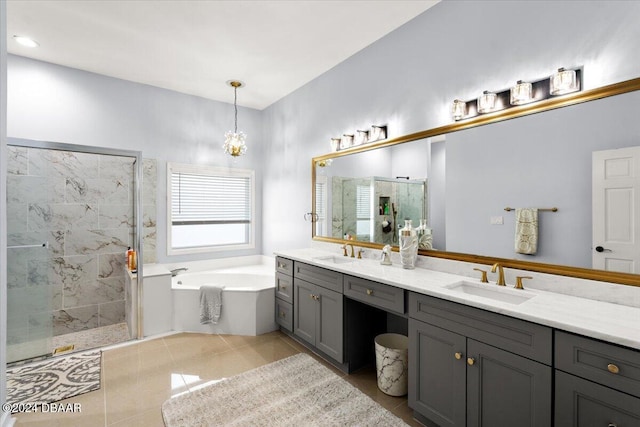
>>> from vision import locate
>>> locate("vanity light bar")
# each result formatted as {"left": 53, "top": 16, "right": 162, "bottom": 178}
{"left": 330, "top": 125, "right": 387, "bottom": 151}
{"left": 452, "top": 67, "right": 582, "bottom": 121}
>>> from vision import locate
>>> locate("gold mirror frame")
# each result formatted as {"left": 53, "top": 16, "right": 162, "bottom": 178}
{"left": 312, "top": 77, "right": 640, "bottom": 287}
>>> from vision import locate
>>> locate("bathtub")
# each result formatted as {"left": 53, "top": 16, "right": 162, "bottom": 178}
{"left": 171, "top": 262, "right": 278, "bottom": 336}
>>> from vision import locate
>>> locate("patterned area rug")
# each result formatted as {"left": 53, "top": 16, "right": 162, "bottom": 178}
{"left": 162, "top": 353, "right": 408, "bottom": 427}
{"left": 6, "top": 350, "right": 101, "bottom": 408}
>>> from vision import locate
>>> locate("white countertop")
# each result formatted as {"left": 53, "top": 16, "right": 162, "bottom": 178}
{"left": 275, "top": 248, "right": 640, "bottom": 351}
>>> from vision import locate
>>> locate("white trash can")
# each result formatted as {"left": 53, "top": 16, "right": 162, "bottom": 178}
{"left": 374, "top": 333, "right": 409, "bottom": 396}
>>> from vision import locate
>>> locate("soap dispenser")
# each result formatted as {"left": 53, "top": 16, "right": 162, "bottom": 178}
{"left": 380, "top": 244, "right": 392, "bottom": 265}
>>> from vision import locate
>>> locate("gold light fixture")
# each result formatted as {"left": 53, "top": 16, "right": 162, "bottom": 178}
{"left": 550, "top": 67, "right": 579, "bottom": 95}
{"left": 330, "top": 137, "right": 341, "bottom": 152}
{"left": 223, "top": 80, "right": 247, "bottom": 157}
{"left": 477, "top": 90, "right": 497, "bottom": 113}
{"left": 510, "top": 80, "right": 533, "bottom": 105}
{"left": 452, "top": 99, "right": 467, "bottom": 120}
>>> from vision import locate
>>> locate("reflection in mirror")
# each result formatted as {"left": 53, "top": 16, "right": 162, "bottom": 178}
{"left": 313, "top": 79, "right": 640, "bottom": 284}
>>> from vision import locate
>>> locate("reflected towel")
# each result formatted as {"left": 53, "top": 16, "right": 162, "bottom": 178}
{"left": 200, "top": 284, "right": 224, "bottom": 324}
{"left": 515, "top": 208, "right": 538, "bottom": 255}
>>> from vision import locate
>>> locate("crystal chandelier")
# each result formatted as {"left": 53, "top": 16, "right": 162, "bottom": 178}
{"left": 223, "top": 80, "right": 247, "bottom": 157}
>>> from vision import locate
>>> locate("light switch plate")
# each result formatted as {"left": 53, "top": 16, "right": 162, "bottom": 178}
{"left": 490, "top": 216, "right": 504, "bottom": 225}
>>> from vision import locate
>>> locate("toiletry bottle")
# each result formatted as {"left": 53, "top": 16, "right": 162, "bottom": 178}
{"left": 399, "top": 220, "right": 418, "bottom": 269}
{"left": 126, "top": 247, "right": 133, "bottom": 271}
{"left": 130, "top": 250, "right": 137, "bottom": 273}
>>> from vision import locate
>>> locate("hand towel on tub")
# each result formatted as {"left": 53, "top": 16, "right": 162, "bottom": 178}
{"left": 200, "top": 284, "right": 224, "bottom": 324}
{"left": 515, "top": 208, "right": 538, "bottom": 255}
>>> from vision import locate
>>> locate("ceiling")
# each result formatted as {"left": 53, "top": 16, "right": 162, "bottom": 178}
{"left": 6, "top": 0, "right": 439, "bottom": 110}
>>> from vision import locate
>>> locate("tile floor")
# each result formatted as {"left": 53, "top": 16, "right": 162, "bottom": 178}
{"left": 13, "top": 330, "right": 422, "bottom": 426}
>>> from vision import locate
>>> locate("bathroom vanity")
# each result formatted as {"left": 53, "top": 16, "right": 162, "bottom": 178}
{"left": 274, "top": 249, "right": 640, "bottom": 427}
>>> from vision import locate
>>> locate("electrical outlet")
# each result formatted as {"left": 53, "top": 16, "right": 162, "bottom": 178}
{"left": 490, "top": 216, "right": 504, "bottom": 225}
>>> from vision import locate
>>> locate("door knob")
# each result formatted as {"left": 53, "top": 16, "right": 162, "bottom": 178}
{"left": 595, "top": 246, "right": 612, "bottom": 253}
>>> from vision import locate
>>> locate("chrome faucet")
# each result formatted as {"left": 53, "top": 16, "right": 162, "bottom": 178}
{"left": 170, "top": 267, "right": 188, "bottom": 277}
{"left": 491, "top": 263, "right": 506, "bottom": 286}
{"left": 380, "top": 245, "right": 392, "bottom": 265}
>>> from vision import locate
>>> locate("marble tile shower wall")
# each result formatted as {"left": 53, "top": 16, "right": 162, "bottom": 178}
{"left": 5, "top": 146, "right": 149, "bottom": 353}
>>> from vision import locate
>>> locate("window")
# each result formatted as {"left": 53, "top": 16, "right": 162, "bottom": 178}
{"left": 356, "top": 184, "right": 372, "bottom": 240}
{"left": 315, "top": 176, "right": 328, "bottom": 236}
{"left": 167, "top": 163, "right": 255, "bottom": 255}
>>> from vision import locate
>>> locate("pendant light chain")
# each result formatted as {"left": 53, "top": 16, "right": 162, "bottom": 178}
{"left": 234, "top": 85, "right": 238, "bottom": 134}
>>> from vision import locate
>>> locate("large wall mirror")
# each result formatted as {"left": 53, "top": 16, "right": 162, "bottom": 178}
{"left": 312, "top": 78, "right": 640, "bottom": 287}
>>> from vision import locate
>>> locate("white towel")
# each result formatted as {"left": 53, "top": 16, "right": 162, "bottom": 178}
{"left": 200, "top": 284, "right": 224, "bottom": 324}
{"left": 515, "top": 208, "right": 538, "bottom": 255}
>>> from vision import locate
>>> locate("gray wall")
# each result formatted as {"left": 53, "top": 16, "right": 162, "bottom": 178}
{"left": 261, "top": 0, "right": 640, "bottom": 255}
{"left": 7, "top": 55, "right": 264, "bottom": 265}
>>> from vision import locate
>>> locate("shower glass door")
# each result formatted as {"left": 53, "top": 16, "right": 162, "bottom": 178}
{"left": 6, "top": 139, "right": 141, "bottom": 363}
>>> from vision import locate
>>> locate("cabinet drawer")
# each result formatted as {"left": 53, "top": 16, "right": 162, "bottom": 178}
{"left": 275, "top": 272, "right": 293, "bottom": 304}
{"left": 409, "top": 292, "right": 552, "bottom": 364}
{"left": 344, "top": 275, "right": 404, "bottom": 314}
{"left": 555, "top": 331, "right": 640, "bottom": 398}
{"left": 275, "top": 299, "right": 293, "bottom": 332}
{"left": 275, "top": 257, "right": 293, "bottom": 276}
{"left": 555, "top": 370, "right": 640, "bottom": 425}
{"left": 294, "top": 262, "right": 343, "bottom": 293}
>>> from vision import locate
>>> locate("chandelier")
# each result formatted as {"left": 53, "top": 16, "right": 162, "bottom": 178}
{"left": 223, "top": 80, "right": 247, "bottom": 157}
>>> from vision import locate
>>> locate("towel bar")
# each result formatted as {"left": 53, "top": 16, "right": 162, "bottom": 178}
{"left": 7, "top": 242, "right": 49, "bottom": 249}
{"left": 504, "top": 207, "right": 558, "bottom": 212}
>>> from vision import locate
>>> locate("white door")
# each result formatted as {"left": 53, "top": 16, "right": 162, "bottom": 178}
{"left": 592, "top": 146, "right": 640, "bottom": 273}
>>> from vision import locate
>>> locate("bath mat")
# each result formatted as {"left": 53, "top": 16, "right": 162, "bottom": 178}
{"left": 6, "top": 350, "right": 101, "bottom": 408}
{"left": 162, "top": 353, "right": 408, "bottom": 426}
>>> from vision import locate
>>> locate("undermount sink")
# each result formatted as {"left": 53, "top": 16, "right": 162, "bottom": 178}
{"left": 312, "top": 255, "right": 355, "bottom": 265}
{"left": 444, "top": 281, "right": 536, "bottom": 305}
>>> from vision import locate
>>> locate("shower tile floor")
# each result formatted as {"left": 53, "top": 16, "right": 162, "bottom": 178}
{"left": 8, "top": 323, "right": 131, "bottom": 367}
{"left": 12, "top": 331, "right": 421, "bottom": 427}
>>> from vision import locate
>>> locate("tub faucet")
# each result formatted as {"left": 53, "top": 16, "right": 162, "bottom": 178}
{"left": 170, "top": 267, "right": 188, "bottom": 277}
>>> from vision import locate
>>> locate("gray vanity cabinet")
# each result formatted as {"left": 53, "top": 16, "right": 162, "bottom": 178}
{"left": 554, "top": 331, "right": 640, "bottom": 426}
{"left": 293, "top": 263, "right": 344, "bottom": 363}
{"left": 274, "top": 257, "right": 294, "bottom": 332}
{"left": 408, "top": 292, "right": 552, "bottom": 427}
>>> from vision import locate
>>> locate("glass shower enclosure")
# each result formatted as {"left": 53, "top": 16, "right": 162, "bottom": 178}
{"left": 5, "top": 138, "right": 142, "bottom": 364}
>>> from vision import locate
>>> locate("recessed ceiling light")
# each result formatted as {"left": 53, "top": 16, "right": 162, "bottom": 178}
{"left": 13, "top": 35, "right": 39, "bottom": 48}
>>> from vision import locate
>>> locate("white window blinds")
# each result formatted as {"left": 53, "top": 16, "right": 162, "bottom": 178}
{"left": 315, "top": 181, "right": 326, "bottom": 220}
{"left": 171, "top": 172, "right": 251, "bottom": 225}
{"left": 356, "top": 184, "right": 371, "bottom": 219}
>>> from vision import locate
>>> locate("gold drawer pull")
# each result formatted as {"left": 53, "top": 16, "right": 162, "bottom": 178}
{"left": 467, "top": 357, "right": 475, "bottom": 366}
{"left": 278, "top": 263, "right": 286, "bottom": 269}
{"left": 280, "top": 285, "right": 287, "bottom": 290}
{"left": 607, "top": 363, "right": 620, "bottom": 374}
{"left": 454, "top": 352, "right": 463, "bottom": 360}
{"left": 366, "top": 289, "right": 374, "bottom": 296}
{"left": 608, "top": 423, "right": 618, "bottom": 427}
{"left": 279, "top": 311, "right": 286, "bottom": 318}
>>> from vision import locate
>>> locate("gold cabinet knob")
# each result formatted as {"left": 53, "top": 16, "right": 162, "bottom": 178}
{"left": 366, "top": 289, "right": 374, "bottom": 296}
{"left": 280, "top": 285, "right": 287, "bottom": 290}
{"left": 454, "top": 352, "right": 463, "bottom": 360}
{"left": 608, "top": 423, "right": 618, "bottom": 427}
{"left": 278, "top": 262, "right": 286, "bottom": 269}
{"left": 467, "top": 357, "right": 475, "bottom": 366}
{"left": 280, "top": 311, "right": 286, "bottom": 318}
{"left": 607, "top": 363, "right": 620, "bottom": 374}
